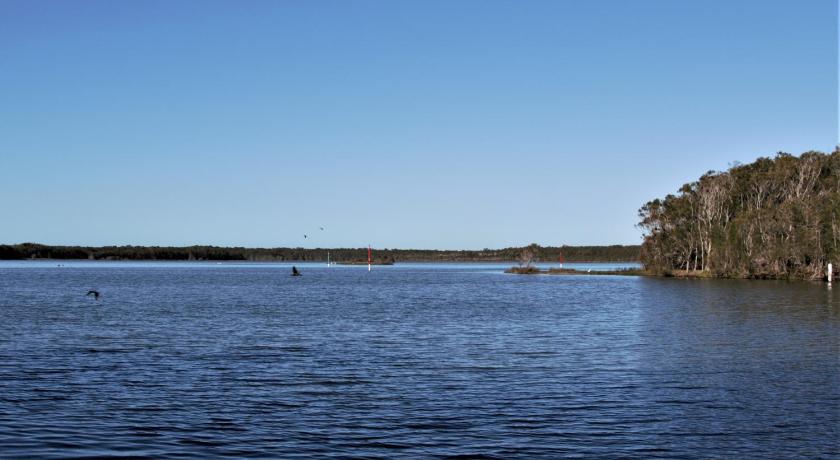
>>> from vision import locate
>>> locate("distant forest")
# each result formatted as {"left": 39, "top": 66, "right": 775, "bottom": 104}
{"left": 0, "top": 243, "right": 640, "bottom": 263}
{"left": 639, "top": 149, "right": 840, "bottom": 280}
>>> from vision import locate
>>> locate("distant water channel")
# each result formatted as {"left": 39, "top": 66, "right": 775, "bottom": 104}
{"left": 0, "top": 261, "right": 837, "bottom": 458}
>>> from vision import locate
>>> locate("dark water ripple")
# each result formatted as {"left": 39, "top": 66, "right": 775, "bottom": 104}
{"left": 1, "top": 263, "right": 838, "bottom": 459}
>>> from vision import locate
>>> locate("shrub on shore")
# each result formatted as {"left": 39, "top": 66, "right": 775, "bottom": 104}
{"left": 505, "top": 266, "right": 541, "bottom": 274}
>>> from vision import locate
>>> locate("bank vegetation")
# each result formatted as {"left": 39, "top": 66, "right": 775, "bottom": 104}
{"left": 639, "top": 149, "right": 840, "bottom": 280}
{"left": 0, "top": 243, "right": 640, "bottom": 263}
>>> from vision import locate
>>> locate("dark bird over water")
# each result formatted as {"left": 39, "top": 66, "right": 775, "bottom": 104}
{"left": 86, "top": 290, "right": 100, "bottom": 300}
{"left": 304, "top": 234, "right": 308, "bottom": 239}
{"left": 292, "top": 266, "right": 302, "bottom": 276}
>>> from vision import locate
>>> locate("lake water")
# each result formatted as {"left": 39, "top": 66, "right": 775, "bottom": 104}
{"left": 1, "top": 262, "right": 838, "bottom": 458}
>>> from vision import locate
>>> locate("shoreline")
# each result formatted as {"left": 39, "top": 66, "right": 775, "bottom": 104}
{"left": 0, "top": 259, "right": 638, "bottom": 265}
{"left": 0, "top": 243, "right": 641, "bottom": 264}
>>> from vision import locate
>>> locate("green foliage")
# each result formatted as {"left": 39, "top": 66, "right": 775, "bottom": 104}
{"left": 0, "top": 243, "right": 640, "bottom": 263}
{"left": 639, "top": 149, "right": 840, "bottom": 280}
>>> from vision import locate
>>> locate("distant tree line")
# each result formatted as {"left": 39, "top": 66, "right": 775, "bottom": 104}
{"left": 0, "top": 243, "right": 640, "bottom": 263}
{"left": 639, "top": 149, "right": 840, "bottom": 280}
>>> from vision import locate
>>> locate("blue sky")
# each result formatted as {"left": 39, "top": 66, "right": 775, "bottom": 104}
{"left": 1, "top": 0, "right": 837, "bottom": 249}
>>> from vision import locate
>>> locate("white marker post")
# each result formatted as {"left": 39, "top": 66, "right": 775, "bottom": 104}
{"left": 828, "top": 262, "right": 833, "bottom": 286}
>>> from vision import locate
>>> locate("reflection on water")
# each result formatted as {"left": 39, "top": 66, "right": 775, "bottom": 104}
{"left": 0, "top": 263, "right": 837, "bottom": 458}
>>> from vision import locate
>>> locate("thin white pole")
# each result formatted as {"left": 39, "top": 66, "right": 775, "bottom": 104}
{"left": 828, "top": 262, "right": 833, "bottom": 285}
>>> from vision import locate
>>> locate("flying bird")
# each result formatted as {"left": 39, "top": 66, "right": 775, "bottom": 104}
{"left": 319, "top": 227, "right": 324, "bottom": 231}
{"left": 86, "top": 290, "right": 101, "bottom": 300}
{"left": 304, "top": 234, "right": 308, "bottom": 239}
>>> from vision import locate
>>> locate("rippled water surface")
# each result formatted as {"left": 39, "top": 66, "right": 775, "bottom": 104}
{"left": 1, "top": 262, "right": 838, "bottom": 459}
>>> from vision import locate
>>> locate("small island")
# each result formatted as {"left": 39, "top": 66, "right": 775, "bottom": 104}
{"left": 504, "top": 244, "right": 644, "bottom": 276}
{"left": 505, "top": 266, "right": 647, "bottom": 276}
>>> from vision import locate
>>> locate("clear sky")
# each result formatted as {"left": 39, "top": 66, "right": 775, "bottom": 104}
{"left": 1, "top": 0, "right": 837, "bottom": 249}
